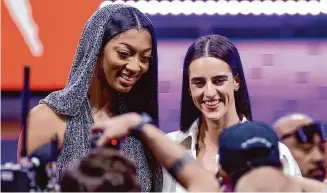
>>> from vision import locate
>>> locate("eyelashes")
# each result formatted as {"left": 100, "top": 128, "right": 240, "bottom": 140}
{"left": 117, "top": 51, "right": 131, "bottom": 59}
{"left": 117, "top": 50, "right": 152, "bottom": 64}
{"left": 192, "top": 79, "right": 226, "bottom": 88}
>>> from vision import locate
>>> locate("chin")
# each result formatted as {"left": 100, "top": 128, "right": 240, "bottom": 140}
{"left": 108, "top": 82, "right": 132, "bottom": 93}
{"left": 115, "top": 85, "right": 133, "bottom": 93}
{"left": 202, "top": 110, "right": 225, "bottom": 121}
{"left": 110, "top": 78, "right": 139, "bottom": 93}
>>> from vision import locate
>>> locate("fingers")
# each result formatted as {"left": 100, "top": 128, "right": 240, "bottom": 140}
{"left": 91, "top": 113, "right": 139, "bottom": 147}
{"left": 92, "top": 120, "right": 125, "bottom": 147}
{"left": 91, "top": 122, "right": 107, "bottom": 133}
{"left": 91, "top": 121, "right": 109, "bottom": 147}
{"left": 95, "top": 127, "right": 125, "bottom": 147}
{"left": 96, "top": 134, "right": 108, "bottom": 147}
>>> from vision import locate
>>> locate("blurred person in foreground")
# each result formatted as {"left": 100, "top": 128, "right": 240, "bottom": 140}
{"left": 61, "top": 148, "right": 140, "bottom": 192}
{"left": 92, "top": 112, "right": 223, "bottom": 192}
{"left": 217, "top": 121, "right": 284, "bottom": 190}
{"left": 274, "top": 113, "right": 326, "bottom": 181}
{"left": 91, "top": 115, "right": 305, "bottom": 192}
{"left": 235, "top": 166, "right": 325, "bottom": 192}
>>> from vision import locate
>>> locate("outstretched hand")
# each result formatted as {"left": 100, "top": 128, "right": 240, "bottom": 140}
{"left": 91, "top": 113, "right": 141, "bottom": 147}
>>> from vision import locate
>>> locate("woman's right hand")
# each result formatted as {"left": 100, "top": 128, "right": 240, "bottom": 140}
{"left": 91, "top": 112, "right": 142, "bottom": 147}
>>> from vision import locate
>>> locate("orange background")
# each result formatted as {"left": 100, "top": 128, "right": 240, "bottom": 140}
{"left": 1, "top": 0, "right": 102, "bottom": 90}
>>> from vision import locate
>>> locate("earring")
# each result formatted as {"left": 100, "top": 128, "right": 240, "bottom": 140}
{"left": 235, "top": 86, "right": 240, "bottom": 91}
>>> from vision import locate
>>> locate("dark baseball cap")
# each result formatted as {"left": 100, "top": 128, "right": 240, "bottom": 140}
{"left": 218, "top": 121, "right": 281, "bottom": 183}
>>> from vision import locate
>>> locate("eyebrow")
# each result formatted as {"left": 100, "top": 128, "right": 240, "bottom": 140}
{"left": 212, "top": 75, "right": 228, "bottom": 79}
{"left": 191, "top": 75, "right": 228, "bottom": 81}
{"left": 118, "top": 42, "right": 152, "bottom": 52}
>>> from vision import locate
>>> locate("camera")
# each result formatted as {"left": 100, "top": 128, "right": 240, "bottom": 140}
{"left": 1, "top": 161, "right": 34, "bottom": 192}
{"left": 1, "top": 155, "right": 60, "bottom": 192}
{"left": 1, "top": 137, "right": 60, "bottom": 192}
{"left": 90, "top": 130, "right": 121, "bottom": 150}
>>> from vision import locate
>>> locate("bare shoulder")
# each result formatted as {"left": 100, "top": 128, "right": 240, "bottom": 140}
{"left": 17, "top": 104, "right": 66, "bottom": 157}
{"left": 29, "top": 104, "right": 65, "bottom": 123}
{"left": 294, "top": 177, "right": 326, "bottom": 191}
{"left": 28, "top": 103, "right": 67, "bottom": 145}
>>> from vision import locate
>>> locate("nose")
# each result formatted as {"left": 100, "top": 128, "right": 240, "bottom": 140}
{"left": 126, "top": 58, "right": 141, "bottom": 74}
{"left": 311, "top": 145, "right": 324, "bottom": 163}
{"left": 204, "top": 81, "right": 216, "bottom": 98}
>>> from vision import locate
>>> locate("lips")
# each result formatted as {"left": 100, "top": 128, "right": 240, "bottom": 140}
{"left": 309, "top": 167, "right": 326, "bottom": 180}
{"left": 118, "top": 72, "right": 137, "bottom": 87}
{"left": 202, "top": 99, "right": 220, "bottom": 111}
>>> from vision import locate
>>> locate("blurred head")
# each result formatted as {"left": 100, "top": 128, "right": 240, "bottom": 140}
{"left": 180, "top": 35, "right": 252, "bottom": 131}
{"left": 90, "top": 5, "right": 159, "bottom": 124}
{"left": 274, "top": 113, "right": 326, "bottom": 181}
{"left": 235, "top": 166, "right": 303, "bottom": 192}
{"left": 61, "top": 148, "right": 140, "bottom": 192}
{"left": 218, "top": 121, "right": 282, "bottom": 186}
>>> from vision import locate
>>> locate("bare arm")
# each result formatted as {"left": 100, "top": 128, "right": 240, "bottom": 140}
{"left": 131, "top": 123, "right": 220, "bottom": 192}
{"left": 17, "top": 104, "right": 66, "bottom": 160}
{"left": 294, "top": 177, "right": 327, "bottom": 192}
{"left": 94, "top": 113, "right": 221, "bottom": 192}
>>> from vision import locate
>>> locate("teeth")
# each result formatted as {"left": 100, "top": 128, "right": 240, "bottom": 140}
{"left": 205, "top": 100, "right": 218, "bottom": 106}
{"left": 121, "top": 74, "right": 135, "bottom": 81}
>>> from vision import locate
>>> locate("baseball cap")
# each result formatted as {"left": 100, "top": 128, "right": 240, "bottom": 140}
{"left": 218, "top": 121, "right": 281, "bottom": 183}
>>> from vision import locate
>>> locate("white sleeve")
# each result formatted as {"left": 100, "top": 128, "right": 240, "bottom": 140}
{"left": 278, "top": 142, "right": 303, "bottom": 178}
{"left": 162, "top": 131, "right": 189, "bottom": 192}
{"left": 162, "top": 167, "right": 173, "bottom": 192}
{"left": 162, "top": 131, "right": 177, "bottom": 192}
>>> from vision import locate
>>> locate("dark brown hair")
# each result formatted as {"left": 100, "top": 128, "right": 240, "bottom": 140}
{"left": 61, "top": 148, "right": 140, "bottom": 192}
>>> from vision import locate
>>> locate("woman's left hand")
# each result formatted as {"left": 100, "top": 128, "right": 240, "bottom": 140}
{"left": 91, "top": 112, "right": 141, "bottom": 147}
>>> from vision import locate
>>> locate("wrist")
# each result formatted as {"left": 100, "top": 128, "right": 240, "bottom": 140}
{"left": 127, "top": 113, "right": 142, "bottom": 132}
{"left": 130, "top": 112, "right": 153, "bottom": 137}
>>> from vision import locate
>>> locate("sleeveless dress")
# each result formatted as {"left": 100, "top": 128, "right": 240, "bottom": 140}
{"left": 40, "top": 4, "right": 162, "bottom": 192}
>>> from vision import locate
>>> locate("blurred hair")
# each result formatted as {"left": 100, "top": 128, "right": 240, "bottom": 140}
{"left": 61, "top": 148, "right": 140, "bottom": 192}
{"left": 180, "top": 34, "right": 252, "bottom": 131}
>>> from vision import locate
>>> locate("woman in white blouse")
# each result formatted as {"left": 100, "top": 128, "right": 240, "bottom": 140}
{"left": 163, "top": 35, "right": 302, "bottom": 192}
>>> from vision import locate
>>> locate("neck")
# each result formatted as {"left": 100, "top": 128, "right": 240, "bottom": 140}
{"left": 88, "top": 73, "right": 115, "bottom": 117}
{"left": 198, "top": 106, "right": 240, "bottom": 148}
